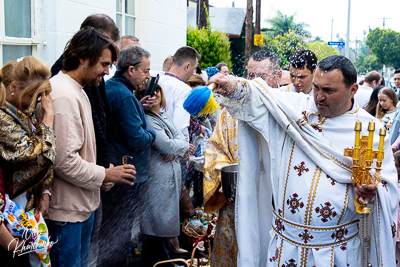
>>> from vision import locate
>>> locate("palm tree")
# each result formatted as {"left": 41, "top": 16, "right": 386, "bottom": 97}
{"left": 264, "top": 11, "right": 311, "bottom": 38}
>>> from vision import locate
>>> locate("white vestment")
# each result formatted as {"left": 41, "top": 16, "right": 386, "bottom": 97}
{"left": 354, "top": 85, "right": 374, "bottom": 109}
{"left": 221, "top": 78, "right": 398, "bottom": 267}
{"left": 289, "top": 83, "right": 313, "bottom": 96}
{"left": 158, "top": 73, "right": 191, "bottom": 139}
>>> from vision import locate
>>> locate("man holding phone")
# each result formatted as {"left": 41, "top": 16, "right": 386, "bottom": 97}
{"left": 100, "top": 45, "right": 156, "bottom": 266}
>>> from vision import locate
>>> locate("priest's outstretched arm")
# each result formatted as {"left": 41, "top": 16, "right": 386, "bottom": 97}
{"left": 209, "top": 73, "right": 379, "bottom": 205}
{"left": 209, "top": 73, "right": 310, "bottom": 132}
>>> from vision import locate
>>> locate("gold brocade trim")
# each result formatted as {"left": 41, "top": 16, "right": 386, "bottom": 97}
{"left": 272, "top": 226, "right": 358, "bottom": 248}
{"left": 277, "top": 238, "right": 284, "bottom": 266}
{"left": 318, "top": 149, "right": 352, "bottom": 171}
{"left": 317, "top": 114, "right": 328, "bottom": 132}
{"left": 273, "top": 209, "right": 359, "bottom": 231}
{"left": 296, "top": 119, "right": 308, "bottom": 128}
{"left": 337, "top": 184, "right": 349, "bottom": 225}
{"left": 304, "top": 247, "right": 309, "bottom": 267}
{"left": 282, "top": 141, "right": 296, "bottom": 216}
{"left": 203, "top": 108, "right": 238, "bottom": 213}
{"left": 254, "top": 80, "right": 277, "bottom": 102}
{"left": 203, "top": 160, "right": 233, "bottom": 174}
{"left": 330, "top": 246, "right": 335, "bottom": 267}
{"left": 304, "top": 167, "right": 321, "bottom": 225}
{"left": 348, "top": 105, "right": 360, "bottom": 114}
{"left": 300, "top": 247, "right": 306, "bottom": 267}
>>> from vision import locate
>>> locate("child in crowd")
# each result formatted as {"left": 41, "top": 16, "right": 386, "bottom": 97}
{"left": 376, "top": 87, "right": 398, "bottom": 129}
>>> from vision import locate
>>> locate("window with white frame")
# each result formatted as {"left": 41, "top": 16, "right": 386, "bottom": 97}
{"left": 0, "top": 0, "right": 39, "bottom": 66}
{"left": 116, "top": 0, "right": 136, "bottom": 37}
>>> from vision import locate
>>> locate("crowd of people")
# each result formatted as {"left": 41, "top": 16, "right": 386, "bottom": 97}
{"left": 1, "top": 12, "right": 400, "bottom": 267}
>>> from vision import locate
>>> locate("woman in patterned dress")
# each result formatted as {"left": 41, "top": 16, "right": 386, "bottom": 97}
{"left": 0, "top": 57, "right": 56, "bottom": 266}
{"left": 0, "top": 72, "right": 20, "bottom": 257}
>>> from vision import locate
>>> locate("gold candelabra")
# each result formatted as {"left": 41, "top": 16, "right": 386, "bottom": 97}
{"left": 343, "top": 121, "right": 386, "bottom": 214}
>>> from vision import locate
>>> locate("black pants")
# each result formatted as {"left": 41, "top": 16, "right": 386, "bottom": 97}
{"left": 141, "top": 234, "right": 171, "bottom": 267}
{"left": 97, "top": 184, "right": 139, "bottom": 267}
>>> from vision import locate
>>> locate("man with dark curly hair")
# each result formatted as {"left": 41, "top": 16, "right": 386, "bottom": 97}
{"left": 289, "top": 49, "right": 318, "bottom": 95}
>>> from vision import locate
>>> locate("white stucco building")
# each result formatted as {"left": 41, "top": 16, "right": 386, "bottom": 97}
{"left": 0, "top": 0, "right": 187, "bottom": 71}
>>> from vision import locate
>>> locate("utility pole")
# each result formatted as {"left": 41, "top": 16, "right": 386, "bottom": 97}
{"left": 345, "top": 0, "right": 351, "bottom": 59}
{"left": 197, "top": 0, "right": 209, "bottom": 29}
{"left": 376, "top": 18, "right": 392, "bottom": 29}
{"left": 244, "top": 0, "right": 253, "bottom": 72}
{"left": 254, "top": 0, "right": 261, "bottom": 52}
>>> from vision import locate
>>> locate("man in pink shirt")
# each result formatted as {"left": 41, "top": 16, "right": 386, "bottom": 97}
{"left": 46, "top": 28, "right": 136, "bottom": 267}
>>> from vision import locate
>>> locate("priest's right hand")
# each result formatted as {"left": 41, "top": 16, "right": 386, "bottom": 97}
{"left": 354, "top": 184, "right": 377, "bottom": 205}
{"left": 208, "top": 73, "right": 236, "bottom": 96}
{"left": 104, "top": 164, "right": 136, "bottom": 186}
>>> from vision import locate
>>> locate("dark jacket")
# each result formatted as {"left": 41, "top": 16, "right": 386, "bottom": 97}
{"left": 105, "top": 72, "right": 156, "bottom": 182}
{"left": 51, "top": 54, "right": 117, "bottom": 168}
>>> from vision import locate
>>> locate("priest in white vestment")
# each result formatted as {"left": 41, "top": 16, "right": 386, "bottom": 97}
{"left": 209, "top": 55, "right": 398, "bottom": 267}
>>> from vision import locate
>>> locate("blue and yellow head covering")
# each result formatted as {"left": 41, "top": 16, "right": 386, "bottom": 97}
{"left": 183, "top": 86, "right": 219, "bottom": 117}
{"left": 205, "top": 66, "right": 219, "bottom": 79}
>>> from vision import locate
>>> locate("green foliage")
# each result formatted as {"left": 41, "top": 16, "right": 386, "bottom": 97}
{"left": 354, "top": 54, "right": 382, "bottom": 74}
{"left": 264, "top": 11, "right": 311, "bottom": 38}
{"left": 366, "top": 28, "right": 400, "bottom": 68}
{"left": 186, "top": 25, "right": 232, "bottom": 70}
{"left": 307, "top": 41, "right": 339, "bottom": 61}
{"left": 261, "top": 30, "right": 307, "bottom": 68}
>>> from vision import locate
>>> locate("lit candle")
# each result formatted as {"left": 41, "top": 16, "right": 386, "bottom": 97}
{"left": 365, "top": 121, "right": 375, "bottom": 163}
{"left": 376, "top": 128, "right": 386, "bottom": 170}
{"left": 353, "top": 121, "right": 362, "bottom": 161}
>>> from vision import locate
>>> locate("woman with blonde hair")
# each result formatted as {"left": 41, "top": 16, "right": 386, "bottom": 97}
{"left": 376, "top": 87, "right": 398, "bottom": 129}
{"left": 0, "top": 56, "right": 56, "bottom": 266}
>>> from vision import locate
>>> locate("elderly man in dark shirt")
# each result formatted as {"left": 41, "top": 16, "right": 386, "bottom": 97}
{"left": 99, "top": 45, "right": 156, "bottom": 266}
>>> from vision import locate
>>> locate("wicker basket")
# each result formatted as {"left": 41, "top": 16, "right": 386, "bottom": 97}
{"left": 187, "top": 241, "right": 211, "bottom": 267}
{"left": 182, "top": 208, "right": 216, "bottom": 240}
{"left": 153, "top": 259, "right": 189, "bottom": 267}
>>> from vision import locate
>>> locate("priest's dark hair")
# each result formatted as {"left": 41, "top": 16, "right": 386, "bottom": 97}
{"left": 250, "top": 50, "right": 280, "bottom": 71}
{"left": 317, "top": 55, "right": 357, "bottom": 89}
{"left": 63, "top": 27, "right": 119, "bottom": 71}
{"left": 172, "top": 46, "right": 201, "bottom": 67}
{"left": 289, "top": 49, "right": 318, "bottom": 73}
{"left": 80, "top": 14, "right": 120, "bottom": 42}
{"left": 395, "top": 69, "right": 400, "bottom": 75}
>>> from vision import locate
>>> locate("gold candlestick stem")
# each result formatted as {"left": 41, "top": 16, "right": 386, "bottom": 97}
{"left": 353, "top": 121, "right": 362, "bottom": 162}
{"left": 365, "top": 122, "right": 375, "bottom": 166}
{"left": 376, "top": 128, "right": 386, "bottom": 171}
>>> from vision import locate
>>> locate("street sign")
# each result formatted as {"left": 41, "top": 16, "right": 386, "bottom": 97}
{"left": 328, "top": 41, "right": 345, "bottom": 48}
{"left": 254, "top": 34, "right": 263, "bottom": 46}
